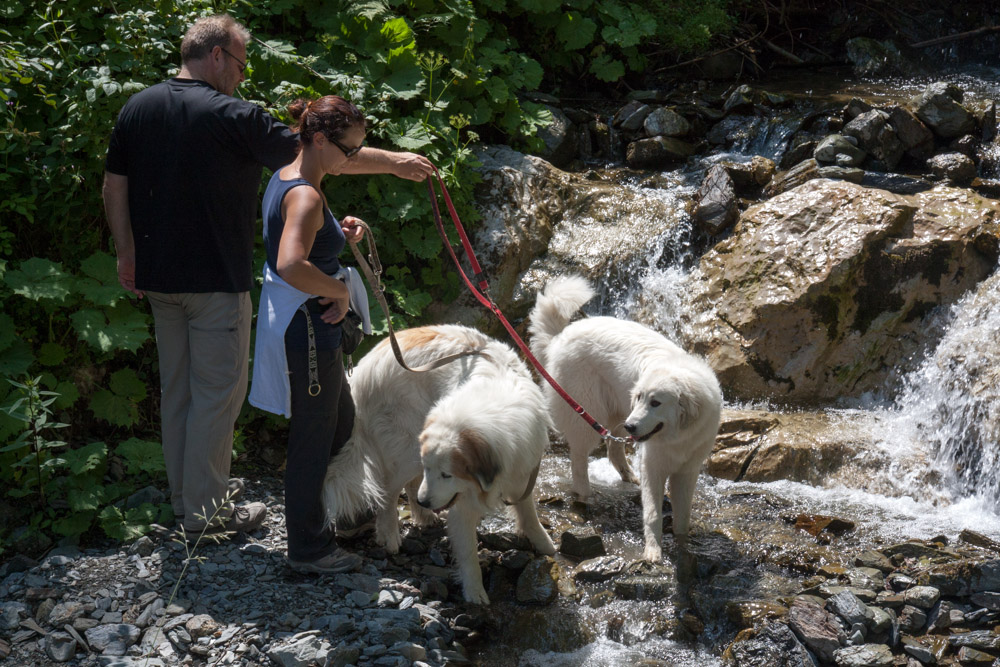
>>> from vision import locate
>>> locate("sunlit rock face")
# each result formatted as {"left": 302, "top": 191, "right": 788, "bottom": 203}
{"left": 681, "top": 178, "right": 1000, "bottom": 405}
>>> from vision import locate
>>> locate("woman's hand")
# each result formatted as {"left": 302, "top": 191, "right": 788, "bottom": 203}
{"left": 317, "top": 295, "right": 349, "bottom": 324}
{"left": 341, "top": 216, "right": 365, "bottom": 244}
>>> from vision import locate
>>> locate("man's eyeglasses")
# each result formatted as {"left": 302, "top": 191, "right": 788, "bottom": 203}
{"left": 327, "top": 135, "right": 364, "bottom": 158}
{"left": 219, "top": 47, "right": 246, "bottom": 73}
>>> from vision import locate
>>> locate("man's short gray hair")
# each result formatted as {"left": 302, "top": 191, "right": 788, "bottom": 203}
{"left": 180, "top": 14, "right": 251, "bottom": 63}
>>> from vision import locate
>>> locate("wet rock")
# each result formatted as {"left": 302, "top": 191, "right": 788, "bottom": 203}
{"left": 625, "top": 135, "right": 697, "bottom": 169}
{"left": 515, "top": 557, "right": 560, "bottom": 604}
{"left": 558, "top": 527, "right": 606, "bottom": 560}
{"left": 955, "top": 646, "right": 996, "bottom": 665}
{"left": 694, "top": 164, "right": 739, "bottom": 235}
{"left": 788, "top": 597, "right": 846, "bottom": 663}
{"left": 792, "top": 514, "right": 856, "bottom": 539}
{"left": 889, "top": 107, "right": 935, "bottom": 161}
{"left": 723, "top": 156, "right": 776, "bottom": 190}
{"left": 612, "top": 562, "right": 674, "bottom": 601}
{"left": 898, "top": 605, "right": 928, "bottom": 633}
{"left": 682, "top": 179, "right": 1000, "bottom": 404}
{"left": 827, "top": 590, "right": 876, "bottom": 630}
{"left": 765, "top": 158, "right": 820, "bottom": 196}
{"left": 643, "top": 107, "right": 690, "bottom": 138}
{"left": 948, "top": 630, "right": 1000, "bottom": 652}
{"left": 572, "top": 555, "right": 626, "bottom": 582}
{"left": 832, "top": 643, "right": 893, "bottom": 666}
{"left": 855, "top": 550, "right": 894, "bottom": 573}
{"left": 901, "top": 586, "right": 941, "bottom": 610}
{"left": 928, "top": 152, "right": 977, "bottom": 186}
{"left": 726, "top": 601, "right": 789, "bottom": 629}
{"left": 815, "top": 134, "right": 866, "bottom": 167}
{"left": 725, "top": 621, "right": 817, "bottom": 667}
{"left": 843, "top": 110, "right": 904, "bottom": 171}
{"left": 912, "top": 82, "right": 976, "bottom": 139}
{"left": 817, "top": 166, "right": 865, "bottom": 183}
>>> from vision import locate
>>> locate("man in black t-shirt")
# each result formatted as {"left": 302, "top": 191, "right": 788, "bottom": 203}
{"left": 103, "top": 14, "right": 433, "bottom": 539}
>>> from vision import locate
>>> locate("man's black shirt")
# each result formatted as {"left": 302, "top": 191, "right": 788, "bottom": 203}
{"left": 105, "top": 78, "right": 298, "bottom": 293}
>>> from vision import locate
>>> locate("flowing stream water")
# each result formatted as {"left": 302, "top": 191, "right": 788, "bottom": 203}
{"left": 476, "top": 65, "right": 1000, "bottom": 665}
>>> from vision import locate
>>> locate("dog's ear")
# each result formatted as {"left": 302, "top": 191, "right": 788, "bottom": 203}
{"left": 677, "top": 393, "right": 701, "bottom": 430}
{"left": 456, "top": 428, "right": 500, "bottom": 493}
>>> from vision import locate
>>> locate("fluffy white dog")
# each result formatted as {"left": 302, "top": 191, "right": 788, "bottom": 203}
{"left": 322, "top": 324, "right": 555, "bottom": 604}
{"left": 528, "top": 276, "right": 722, "bottom": 561}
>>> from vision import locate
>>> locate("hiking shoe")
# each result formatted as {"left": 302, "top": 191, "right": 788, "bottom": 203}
{"left": 182, "top": 502, "right": 267, "bottom": 544}
{"left": 227, "top": 478, "right": 245, "bottom": 503}
{"left": 172, "top": 479, "right": 244, "bottom": 525}
{"left": 287, "top": 547, "right": 362, "bottom": 574}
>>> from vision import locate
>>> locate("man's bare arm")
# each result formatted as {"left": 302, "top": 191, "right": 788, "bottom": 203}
{"left": 102, "top": 172, "right": 143, "bottom": 298}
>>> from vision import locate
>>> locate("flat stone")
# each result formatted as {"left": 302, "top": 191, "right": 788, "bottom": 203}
{"left": 902, "top": 586, "right": 940, "bottom": 609}
{"left": 516, "top": 557, "right": 560, "bottom": 604}
{"left": 832, "top": 643, "right": 893, "bottom": 666}
{"left": 787, "top": 598, "right": 845, "bottom": 663}
{"left": 558, "top": 528, "right": 606, "bottom": 560}
{"left": 573, "top": 555, "right": 626, "bottom": 582}
{"left": 948, "top": 630, "right": 1000, "bottom": 652}
{"left": 827, "top": 590, "right": 875, "bottom": 629}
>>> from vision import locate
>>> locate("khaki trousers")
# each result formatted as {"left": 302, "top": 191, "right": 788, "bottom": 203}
{"left": 146, "top": 291, "right": 251, "bottom": 531}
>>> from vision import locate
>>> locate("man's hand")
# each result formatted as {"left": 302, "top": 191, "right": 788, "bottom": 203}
{"left": 318, "top": 295, "right": 349, "bottom": 324}
{"left": 117, "top": 253, "right": 144, "bottom": 298}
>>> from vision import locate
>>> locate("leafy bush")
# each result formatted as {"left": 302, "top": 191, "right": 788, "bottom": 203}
{"left": 0, "top": 0, "right": 738, "bottom": 554}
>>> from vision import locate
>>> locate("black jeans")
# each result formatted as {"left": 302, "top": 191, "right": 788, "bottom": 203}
{"left": 284, "top": 310, "right": 355, "bottom": 562}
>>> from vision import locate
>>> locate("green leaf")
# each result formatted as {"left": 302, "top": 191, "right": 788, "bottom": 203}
{"left": 62, "top": 441, "right": 108, "bottom": 476}
{"left": 115, "top": 437, "right": 165, "bottom": 476}
{"left": 109, "top": 368, "right": 147, "bottom": 402}
{"left": 380, "top": 17, "right": 413, "bottom": 45}
{"left": 98, "top": 504, "right": 155, "bottom": 541}
{"left": 67, "top": 485, "right": 104, "bottom": 512}
{"left": 556, "top": 12, "right": 597, "bottom": 50}
{"left": 51, "top": 381, "right": 79, "bottom": 410}
{"left": 70, "top": 301, "right": 150, "bottom": 353}
{"left": 590, "top": 53, "right": 626, "bottom": 81}
{"left": 90, "top": 388, "right": 138, "bottom": 427}
{"left": 37, "top": 342, "right": 66, "bottom": 366}
{"left": 0, "top": 340, "right": 34, "bottom": 378}
{"left": 483, "top": 76, "right": 509, "bottom": 104}
{"left": 51, "top": 510, "right": 95, "bottom": 538}
{"left": 4, "top": 257, "right": 72, "bottom": 301}
{"left": 391, "top": 121, "right": 436, "bottom": 151}
{"left": 77, "top": 251, "right": 129, "bottom": 306}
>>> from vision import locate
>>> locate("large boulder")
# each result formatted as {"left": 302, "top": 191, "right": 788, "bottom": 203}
{"left": 681, "top": 178, "right": 1000, "bottom": 404}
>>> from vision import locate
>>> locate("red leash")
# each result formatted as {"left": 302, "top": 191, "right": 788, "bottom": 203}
{"left": 425, "top": 166, "right": 619, "bottom": 439}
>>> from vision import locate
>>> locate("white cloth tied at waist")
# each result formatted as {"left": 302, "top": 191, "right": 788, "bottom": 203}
{"left": 249, "top": 263, "right": 371, "bottom": 418}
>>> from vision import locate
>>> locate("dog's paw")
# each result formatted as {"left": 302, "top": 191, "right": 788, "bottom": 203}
{"left": 376, "top": 529, "right": 402, "bottom": 555}
{"left": 621, "top": 470, "right": 640, "bottom": 486}
{"left": 641, "top": 545, "right": 663, "bottom": 562}
{"left": 463, "top": 585, "right": 490, "bottom": 605}
{"left": 410, "top": 505, "right": 440, "bottom": 527}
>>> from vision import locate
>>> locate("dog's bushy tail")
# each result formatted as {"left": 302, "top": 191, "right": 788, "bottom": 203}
{"left": 528, "top": 275, "right": 595, "bottom": 362}
{"left": 321, "top": 435, "right": 385, "bottom": 526}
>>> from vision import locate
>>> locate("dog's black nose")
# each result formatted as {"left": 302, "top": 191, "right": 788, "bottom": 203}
{"left": 416, "top": 497, "right": 431, "bottom": 509}
{"left": 623, "top": 423, "right": 636, "bottom": 434}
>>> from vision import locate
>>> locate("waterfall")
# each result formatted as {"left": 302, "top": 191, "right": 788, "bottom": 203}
{"left": 891, "top": 266, "right": 1000, "bottom": 506}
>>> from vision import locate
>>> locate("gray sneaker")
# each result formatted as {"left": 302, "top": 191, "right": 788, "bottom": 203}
{"left": 287, "top": 547, "right": 362, "bottom": 574}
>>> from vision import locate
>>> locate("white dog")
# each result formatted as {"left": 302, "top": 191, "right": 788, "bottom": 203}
{"left": 528, "top": 276, "right": 722, "bottom": 561}
{"left": 322, "top": 325, "right": 555, "bottom": 604}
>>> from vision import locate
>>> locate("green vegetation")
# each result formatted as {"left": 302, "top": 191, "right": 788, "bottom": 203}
{"left": 0, "top": 0, "right": 738, "bottom": 554}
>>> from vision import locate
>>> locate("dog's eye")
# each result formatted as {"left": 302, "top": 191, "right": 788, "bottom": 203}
{"left": 650, "top": 399, "right": 661, "bottom": 407}
{"left": 441, "top": 472, "right": 452, "bottom": 479}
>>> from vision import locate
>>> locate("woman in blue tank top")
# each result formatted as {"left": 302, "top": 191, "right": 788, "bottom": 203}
{"left": 256, "top": 96, "right": 369, "bottom": 574}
